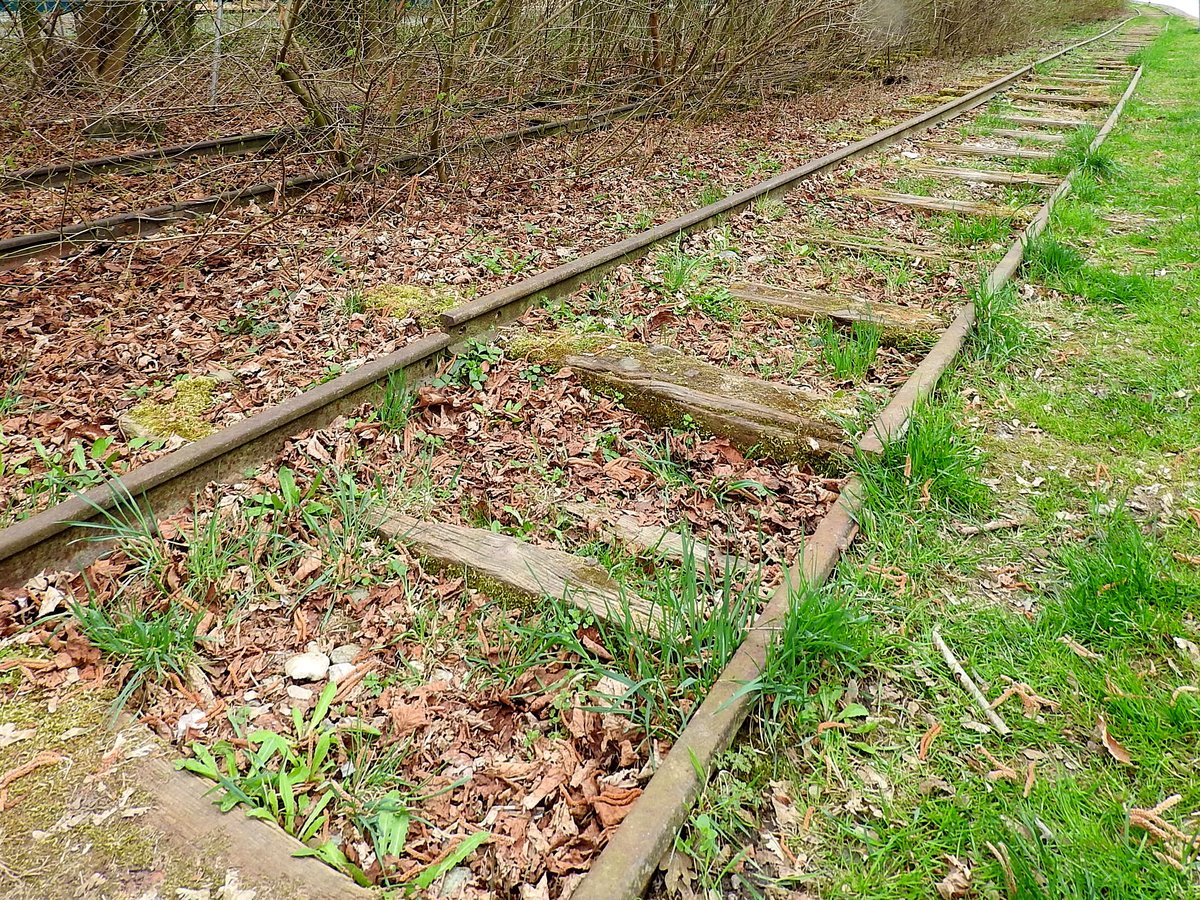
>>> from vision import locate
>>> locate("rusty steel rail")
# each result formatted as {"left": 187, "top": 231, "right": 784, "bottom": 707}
{"left": 0, "top": 100, "right": 647, "bottom": 268}
{"left": 573, "top": 57, "right": 1148, "bottom": 900}
{"left": 0, "top": 130, "right": 293, "bottom": 192}
{"left": 0, "top": 17, "right": 1134, "bottom": 597}
{"left": 3, "top": 83, "right": 646, "bottom": 195}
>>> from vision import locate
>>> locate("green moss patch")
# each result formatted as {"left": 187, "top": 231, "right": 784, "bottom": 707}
{"left": 363, "top": 284, "right": 459, "bottom": 327}
{"left": 504, "top": 328, "right": 610, "bottom": 365}
{"left": 126, "top": 377, "right": 217, "bottom": 441}
{"left": 0, "top": 687, "right": 168, "bottom": 898}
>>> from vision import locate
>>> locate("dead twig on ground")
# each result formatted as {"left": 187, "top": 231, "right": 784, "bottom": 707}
{"left": 932, "top": 628, "right": 1011, "bottom": 736}
{"left": 0, "top": 751, "right": 65, "bottom": 810}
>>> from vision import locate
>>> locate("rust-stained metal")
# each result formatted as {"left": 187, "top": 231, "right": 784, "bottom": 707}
{"left": 0, "top": 130, "right": 292, "bottom": 191}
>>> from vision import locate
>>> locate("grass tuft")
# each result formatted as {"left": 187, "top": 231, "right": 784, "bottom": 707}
{"left": 1043, "top": 509, "right": 1185, "bottom": 651}
{"left": 378, "top": 371, "right": 415, "bottom": 432}
{"left": 942, "top": 214, "right": 1012, "bottom": 247}
{"left": 856, "top": 396, "right": 990, "bottom": 519}
{"left": 970, "top": 277, "right": 1035, "bottom": 366}
{"left": 743, "top": 583, "right": 869, "bottom": 722}
{"left": 71, "top": 598, "right": 201, "bottom": 715}
{"left": 1024, "top": 231, "right": 1085, "bottom": 279}
{"left": 1049, "top": 126, "right": 1123, "bottom": 181}
{"left": 819, "top": 320, "right": 880, "bottom": 380}
{"left": 651, "top": 243, "right": 712, "bottom": 296}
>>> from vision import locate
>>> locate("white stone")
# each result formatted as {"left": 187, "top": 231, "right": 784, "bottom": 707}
{"left": 328, "top": 663, "right": 355, "bottom": 682}
{"left": 284, "top": 651, "right": 330, "bottom": 682}
{"left": 287, "top": 685, "right": 314, "bottom": 702}
{"left": 329, "top": 644, "right": 359, "bottom": 665}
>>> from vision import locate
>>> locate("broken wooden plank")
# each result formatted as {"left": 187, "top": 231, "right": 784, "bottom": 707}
{"left": 850, "top": 188, "right": 1017, "bottom": 219}
{"left": 922, "top": 141, "right": 1054, "bottom": 160}
{"left": 1010, "top": 91, "right": 1109, "bottom": 108}
{"left": 793, "top": 230, "right": 958, "bottom": 264}
{"left": 517, "top": 334, "right": 849, "bottom": 457}
{"left": 374, "top": 509, "right": 665, "bottom": 634}
{"left": 728, "top": 281, "right": 944, "bottom": 342}
{"left": 988, "top": 128, "right": 1066, "bottom": 143}
{"left": 998, "top": 114, "right": 1086, "bottom": 131}
{"left": 563, "top": 500, "right": 748, "bottom": 579}
{"left": 911, "top": 164, "right": 1061, "bottom": 186}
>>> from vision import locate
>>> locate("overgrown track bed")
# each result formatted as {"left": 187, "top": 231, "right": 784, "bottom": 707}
{"left": 0, "top": 98, "right": 640, "bottom": 246}
{"left": 0, "top": 21, "right": 1132, "bottom": 533}
{"left": 0, "top": 16, "right": 1157, "bottom": 900}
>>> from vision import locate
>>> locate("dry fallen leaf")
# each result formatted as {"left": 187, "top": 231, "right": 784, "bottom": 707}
{"left": 935, "top": 855, "right": 972, "bottom": 899}
{"left": 918, "top": 722, "right": 943, "bottom": 761}
{"left": 0, "top": 723, "right": 35, "bottom": 750}
{"left": 1173, "top": 636, "right": 1200, "bottom": 669}
{"left": 1096, "top": 715, "right": 1133, "bottom": 766}
{"left": 592, "top": 785, "right": 642, "bottom": 828}
{"left": 1059, "top": 635, "right": 1102, "bottom": 661}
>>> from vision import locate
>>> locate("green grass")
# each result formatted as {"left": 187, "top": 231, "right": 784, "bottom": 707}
{"left": 741, "top": 582, "right": 870, "bottom": 723}
{"left": 650, "top": 242, "right": 712, "bottom": 296}
{"left": 377, "top": 371, "right": 415, "bottom": 432}
{"left": 681, "top": 19, "right": 1200, "bottom": 898}
{"left": 970, "top": 277, "right": 1036, "bottom": 366}
{"left": 1044, "top": 508, "right": 1189, "bottom": 652}
{"left": 941, "top": 213, "right": 1013, "bottom": 247}
{"left": 71, "top": 598, "right": 201, "bottom": 714}
{"left": 1046, "top": 125, "right": 1124, "bottom": 180}
{"left": 1023, "top": 230, "right": 1156, "bottom": 306}
{"left": 696, "top": 183, "right": 726, "bottom": 208}
{"left": 856, "top": 394, "right": 991, "bottom": 521}
{"left": 819, "top": 320, "right": 881, "bottom": 380}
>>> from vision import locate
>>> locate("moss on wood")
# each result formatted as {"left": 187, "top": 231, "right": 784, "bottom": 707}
{"left": 518, "top": 330, "right": 851, "bottom": 458}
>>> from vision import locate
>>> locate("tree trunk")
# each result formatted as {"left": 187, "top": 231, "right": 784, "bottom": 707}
{"left": 17, "top": 0, "right": 47, "bottom": 75}
{"left": 647, "top": 1, "right": 665, "bottom": 88}
{"left": 76, "top": 0, "right": 142, "bottom": 84}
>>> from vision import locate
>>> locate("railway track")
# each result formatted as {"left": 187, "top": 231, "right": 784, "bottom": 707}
{"left": 0, "top": 13, "right": 1159, "bottom": 898}
{"left": 2, "top": 82, "right": 644, "bottom": 194}
{"left": 0, "top": 100, "right": 657, "bottom": 267}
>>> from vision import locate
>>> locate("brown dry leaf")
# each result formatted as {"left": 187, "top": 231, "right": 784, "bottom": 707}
{"left": 519, "top": 876, "right": 551, "bottom": 900}
{"left": 0, "top": 724, "right": 36, "bottom": 750}
{"left": 1173, "top": 636, "right": 1200, "bottom": 668}
{"left": 918, "top": 722, "right": 942, "bottom": 761}
{"left": 991, "top": 682, "right": 1059, "bottom": 718}
{"left": 935, "top": 855, "right": 972, "bottom": 899}
{"left": 293, "top": 553, "right": 324, "bottom": 583}
{"left": 1096, "top": 715, "right": 1133, "bottom": 766}
{"left": 663, "top": 850, "right": 697, "bottom": 899}
{"left": 592, "top": 785, "right": 642, "bottom": 828}
{"left": 388, "top": 698, "right": 429, "bottom": 738}
{"left": 1059, "top": 635, "right": 1102, "bottom": 661}
{"left": 768, "top": 781, "right": 800, "bottom": 828}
